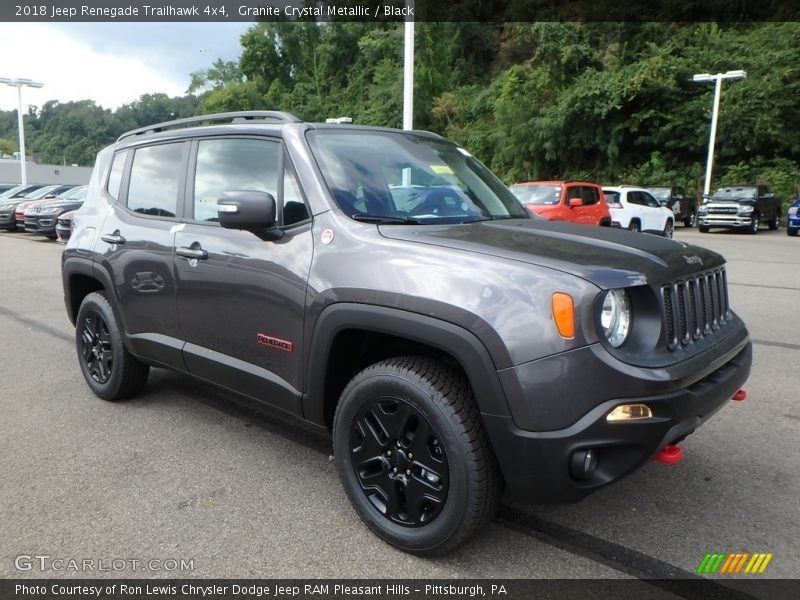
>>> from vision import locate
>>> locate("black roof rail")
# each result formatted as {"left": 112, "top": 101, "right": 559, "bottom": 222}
{"left": 117, "top": 111, "right": 302, "bottom": 142}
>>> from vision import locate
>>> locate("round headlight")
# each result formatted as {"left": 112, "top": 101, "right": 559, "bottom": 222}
{"left": 600, "top": 289, "right": 631, "bottom": 348}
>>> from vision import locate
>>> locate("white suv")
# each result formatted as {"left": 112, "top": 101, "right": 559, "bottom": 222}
{"left": 603, "top": 186, "right": 675, "bottom": 238}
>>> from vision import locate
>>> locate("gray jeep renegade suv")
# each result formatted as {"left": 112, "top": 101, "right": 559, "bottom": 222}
{"left": 62, "top": 111, "right": 751, "bottom": 555}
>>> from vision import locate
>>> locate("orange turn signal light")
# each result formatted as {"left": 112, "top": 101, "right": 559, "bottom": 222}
{"left": 551, "top": 292, "right": 575, "bottom": 339}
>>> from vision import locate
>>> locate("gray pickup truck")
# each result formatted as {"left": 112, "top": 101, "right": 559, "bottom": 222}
{"left": 698, "top": 184, "right": 782, "bottom": 234}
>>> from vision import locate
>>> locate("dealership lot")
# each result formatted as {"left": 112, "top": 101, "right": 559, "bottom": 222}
{"left": 0, "top": 228, "right": 797, "bottom": 583}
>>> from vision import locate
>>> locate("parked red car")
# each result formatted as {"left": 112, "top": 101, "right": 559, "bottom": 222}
{"left": 13, "top": 185, "right": 75, "bottom": 230}
{"left": 509, "top": 180, "right": 612, "bottom": 227}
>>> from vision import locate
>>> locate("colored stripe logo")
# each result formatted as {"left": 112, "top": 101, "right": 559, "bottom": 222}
{"left": 696, "top": 552, "right": 773, "bottom": 574}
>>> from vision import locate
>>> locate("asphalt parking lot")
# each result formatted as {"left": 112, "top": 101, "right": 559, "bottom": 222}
{"left": 0, "top": 227, "right": 797, "bottom": 588}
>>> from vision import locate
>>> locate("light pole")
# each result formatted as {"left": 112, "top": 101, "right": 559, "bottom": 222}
{"left": 692, "top": 70, "right": 746, "bottom": 197}
{"left": 0, "top": 77, "right": 44, "bottom": 186}
{"left": 401, "top": 2, "right": 415, "bottom": 187}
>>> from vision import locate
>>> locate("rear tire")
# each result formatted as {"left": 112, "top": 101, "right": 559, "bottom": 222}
{"left": 768, "top": 213, "right": 780, "bottom": 230}
{"left": 628, "top": 220, "right": 641, "bottom": 233}
{"left": 75, "top": 291, "right": 149, "bottom": 401}
{"left": 684, "top": 211, "right": 695, "bottom": 228}
{"left": 332, "top": 356, "right": 501, "bottom": 555}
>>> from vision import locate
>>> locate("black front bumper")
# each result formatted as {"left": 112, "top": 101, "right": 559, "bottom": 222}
{"left": 484, "top": 340, "right": 752, "bottom": 503}
{"left": 25, "top": 214, "right": 58, "bottom": 235}
{"left": 0, "top": 210, "right": 16, "bottom": 230}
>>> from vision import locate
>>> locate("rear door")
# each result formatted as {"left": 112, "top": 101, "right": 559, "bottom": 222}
{"left": 173, "top": 136, "right": 313, "bottom": 416}
{"left": 98, "top": 141, "right": 187, "bottom": 368}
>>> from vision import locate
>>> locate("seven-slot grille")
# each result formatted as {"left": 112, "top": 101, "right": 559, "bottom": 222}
{"left": 661, "top": 268, "right": 729, "bottom": 350}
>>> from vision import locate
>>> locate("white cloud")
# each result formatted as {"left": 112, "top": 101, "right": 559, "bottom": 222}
{"left": 0, "top": 23, "right": 249, "bottom": 112}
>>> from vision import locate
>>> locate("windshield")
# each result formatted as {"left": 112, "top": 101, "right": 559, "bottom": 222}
{"left": 57, "top": 186, "right": 87, "bottom": 201}
{"left": 24, "top": 185, "right": 60, "bottom": 200}
{"left": 712, "top": 187, "right": 757, "bottom": 200}
{"left": 646, "top": 188, "right": 670, "bottom": 200}
{"left": 510, "top": 184, "right": 561, "bottom": 205}
{"left": 0, "top": 184, "right": 33, "bottom": 199}
{"left": 307, "top": 130, "right": 528, "bottom": 223}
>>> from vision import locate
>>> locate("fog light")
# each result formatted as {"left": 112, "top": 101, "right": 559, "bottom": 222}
{"left": 570, "top": 449, "right": 598, "bottom": 481}
{"left": 606, "top": 404, "right": 653, "bottom": 422}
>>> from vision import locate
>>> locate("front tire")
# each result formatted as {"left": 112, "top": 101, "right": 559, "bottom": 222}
{"left": 332, "top": 356, "right": 501, "bottom": 555}
{"left": 748, "top": 213, "right": 760, "bottom": 235}
{"left": 663, "top": 219, "right": 674, "bottom": 239}
{"left": 75, "top": 291, "right": 149, "bottom": 401}
{"left": 788, "top": 227, "right": 798, "bottom": 237}
{"left": 698, "top": 225, "right": 710, "bottom": 233}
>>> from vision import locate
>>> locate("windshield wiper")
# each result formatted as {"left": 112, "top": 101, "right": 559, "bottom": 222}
{"left": 351, "top": 214, "right": 421, "bottom": 224}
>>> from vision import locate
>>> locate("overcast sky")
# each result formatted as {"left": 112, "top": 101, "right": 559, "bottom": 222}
{"left": 0, "top": 22, "right": 252, "bottom": 112}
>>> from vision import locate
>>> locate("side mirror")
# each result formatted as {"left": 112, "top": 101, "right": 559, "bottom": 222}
{"left": 568, "top": 197, "right": 583, "bottom": 208}
{"left": 217, "top": 191, "right": 283, "bottom": 240}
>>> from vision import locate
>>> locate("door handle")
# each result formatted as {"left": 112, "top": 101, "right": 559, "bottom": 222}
{"left": 101, "top": 231, "right": 126, "bottom": 245}
{"left": 176, "top": 246, "right": 208, "bottom": 261}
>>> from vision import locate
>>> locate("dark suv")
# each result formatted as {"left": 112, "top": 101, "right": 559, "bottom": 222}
{"left": 62, "top": 112, "right": 751, "bottom": 555}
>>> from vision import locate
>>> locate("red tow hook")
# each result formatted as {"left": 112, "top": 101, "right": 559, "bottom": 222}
{"left": 732, "top": 389, "right": 747, "bottom": 401}
{"left": 656, "top": 444, "right": 684, "bottom": 464}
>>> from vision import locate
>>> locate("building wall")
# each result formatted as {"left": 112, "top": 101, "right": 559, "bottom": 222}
{"left": 0, "top": 160, "right": 92, "bottom": 186}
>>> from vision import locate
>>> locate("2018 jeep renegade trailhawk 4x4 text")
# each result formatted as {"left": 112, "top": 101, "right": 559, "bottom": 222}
{"left": 62, "top": 112, "right": 751, "bottom": 555}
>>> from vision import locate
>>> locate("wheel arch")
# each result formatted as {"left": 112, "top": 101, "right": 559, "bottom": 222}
{"left": 62, "top": 257, "right": 127, "bottom": 328}
{"left": 302, "top": 304, "right": 512, "bottom": 430}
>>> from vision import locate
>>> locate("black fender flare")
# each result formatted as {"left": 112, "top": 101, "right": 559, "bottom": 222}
{"left": 62, "top": 254, "right": 121, "bottom": 326}
{"left": 302, "top": 303, "right": 512, "bottom": 427}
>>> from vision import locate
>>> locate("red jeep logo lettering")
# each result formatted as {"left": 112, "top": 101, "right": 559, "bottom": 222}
{"left": 257, "top": 333, "right": 294, "bottom": 352}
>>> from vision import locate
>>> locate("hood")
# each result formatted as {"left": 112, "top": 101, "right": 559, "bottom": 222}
{"left": 35, "top": 199, "right": 83, "bottom": 211}
{"left": 527, "top": 204, "right": 562, "bottom": 219}
{"left": 378, "top": 219, "right": 724, "bottom": 289}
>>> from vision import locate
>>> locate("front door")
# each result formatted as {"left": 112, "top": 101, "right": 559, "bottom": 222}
{"left": 173, "top": 136, "right": 313, "bottom": 416}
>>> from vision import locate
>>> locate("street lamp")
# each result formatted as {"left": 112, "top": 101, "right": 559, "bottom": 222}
{"left": 692, "top": 70, "right": 746, "bottom": 197}
{"left": 0, "top": 77, "right": 44, "bottom": 186}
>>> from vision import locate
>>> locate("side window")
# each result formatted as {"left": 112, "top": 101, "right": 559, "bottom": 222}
{"left": 627, "top": 191, "right": 643, "bottom": 206}
{"left": 283, "top": 163, "right": 310, "bottom": 226}
{"left": 127, "top": 143, "right": 183, "bottom": 217}
{"left": 643, "top": 192, "right": 660, "bottom": 208}
{"left": 194, "top": 138, "right": 279, "bottom": 222}
{"left": 106, "top": 150, "right": 128, "bottom": 201}
{"left": 581, "top": 186, "right": 599, "bottom": 205}
{"left": 566, "top": 187, "right": 581, "bottom": 204}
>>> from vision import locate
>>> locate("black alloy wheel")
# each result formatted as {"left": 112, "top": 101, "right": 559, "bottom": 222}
{"left": 80, "top": 310, "right": 113, "bottom": 384}
{"left": 350, "top": 396, "right": 449, "bottom": 527}
{"left": 75, "top": 292, "right": 149, "bottom": 401}
{"left": 333, "top": 356, "right": 501, "bottom": 555}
